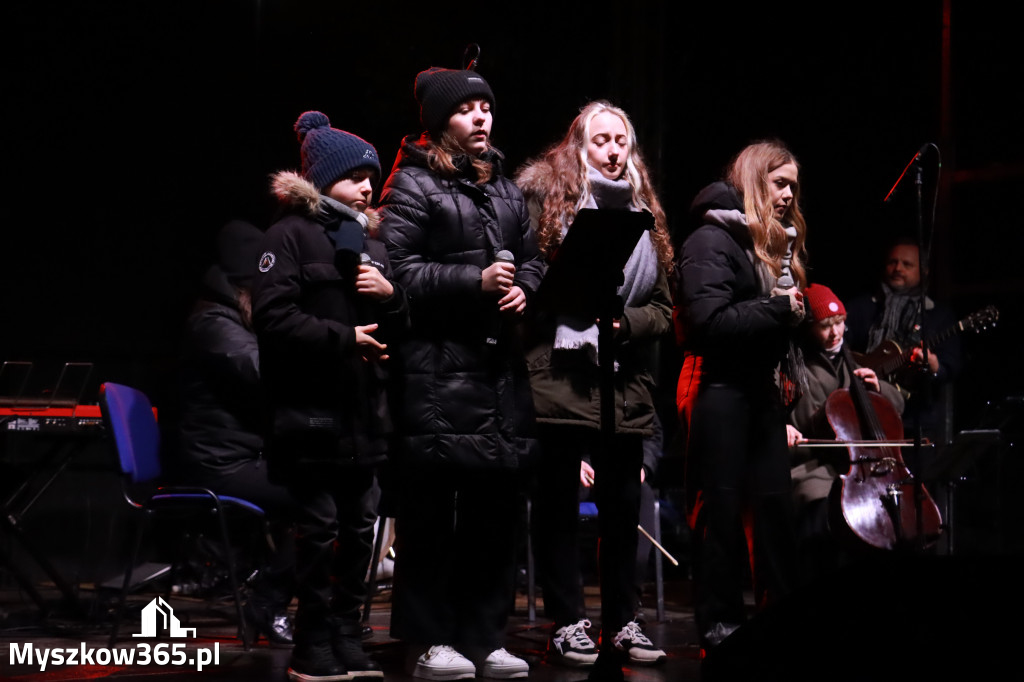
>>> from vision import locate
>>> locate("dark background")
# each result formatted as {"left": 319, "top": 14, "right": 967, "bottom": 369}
{"left": 4, "top": 0, "right": 1022, "bottom": 434}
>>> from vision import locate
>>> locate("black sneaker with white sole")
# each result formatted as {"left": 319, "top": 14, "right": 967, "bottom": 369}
{"left": 548, "top": 618, "right": 599, "bottom": 667}
{"left": 611, "top": 620, "right": 666, "bottom": 665}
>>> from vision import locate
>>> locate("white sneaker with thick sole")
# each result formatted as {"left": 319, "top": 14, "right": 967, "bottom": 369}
{"left": 479, "top": 648, "right": 529, "bottom": 679}
{"left": 548, "top": 618, "right": 599, "bottom": 667}
{"left": 612, "top": 620, "right": 666, "bottom": 665}
{"left": 408, "top": 645, "right": 476, "bottom": 681}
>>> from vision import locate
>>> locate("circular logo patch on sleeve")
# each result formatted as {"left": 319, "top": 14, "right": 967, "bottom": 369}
{"left": 258, "top": 251, "right": 276, "bottom": 272}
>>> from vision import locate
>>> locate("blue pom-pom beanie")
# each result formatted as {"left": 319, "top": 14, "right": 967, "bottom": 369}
{"left": 294, "top": 111, "right": 380, "bottom": 192}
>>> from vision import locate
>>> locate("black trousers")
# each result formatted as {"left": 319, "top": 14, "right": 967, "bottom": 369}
{"left": 688, "top": 382, "right": 797, "bottom": 633}
{"left": 532, "top": 426, "right": 643, "bottom": 640}
{"left": 390, "top": 467, "right": 521, "bottom": 660}
{"left": 287, "top": 466, "right": 379, "bottom": 634}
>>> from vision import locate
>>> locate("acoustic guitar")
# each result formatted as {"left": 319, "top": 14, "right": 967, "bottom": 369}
{"left": 854, "top": 305, "right": 998, "bottom": 390}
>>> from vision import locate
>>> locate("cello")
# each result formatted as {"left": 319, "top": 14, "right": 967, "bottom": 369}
{"left": 823, "top": 345, "right": 942, "bottom": 550}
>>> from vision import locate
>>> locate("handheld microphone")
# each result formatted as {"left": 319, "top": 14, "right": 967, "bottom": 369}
{"left": 493, "top": 249, "right": 515, "bottom": 295}
{"left": 353, "top": 252, "right": 375, "bottom": 320}
{"left": 774, "top": 274, "right": 804, "bottom": 324}
{"left": 486, "top": 250, "right": 515, "bottom": 345}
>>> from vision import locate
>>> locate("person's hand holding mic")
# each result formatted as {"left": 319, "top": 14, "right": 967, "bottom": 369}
{"left": 492, "top": 250, "right": 527, "bottom": 316}
{"left": 482, "top": 249, "right": 516, "bottom": 295}
{"left": 355, "top": 252, "right": 394, "bottom": 301}
{"left": 484, "top": 251, "right": 526, "bottom": 346}
{"left": 771, "top": 274, "right": 805, "bottom": 325}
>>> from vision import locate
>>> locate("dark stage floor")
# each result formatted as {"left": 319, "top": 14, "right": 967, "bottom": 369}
{"left": 3, "top": 551, "right": 1022, "bottom": 681}
{"left": 1, "top": 581, "right": 704, "bottom": 682}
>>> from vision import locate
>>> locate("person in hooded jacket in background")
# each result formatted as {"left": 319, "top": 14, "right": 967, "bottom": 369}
{"left": 179, "top": 218, "right": 298, "bottom": 647}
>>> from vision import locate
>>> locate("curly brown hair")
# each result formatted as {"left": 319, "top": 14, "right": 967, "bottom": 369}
{"left": 516, "top": 101, "right": 673, "bottom": 272}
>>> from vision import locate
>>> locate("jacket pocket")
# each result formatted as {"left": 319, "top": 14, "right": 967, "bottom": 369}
{"left": 621, "top": 368, "right": 656, "bottom": 429}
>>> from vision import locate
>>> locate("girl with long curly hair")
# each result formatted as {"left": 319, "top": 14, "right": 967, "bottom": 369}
{"left": 516, "top": 101, "right": 673, "bottom": 678}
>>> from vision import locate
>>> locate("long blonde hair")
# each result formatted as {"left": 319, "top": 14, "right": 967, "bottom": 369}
{"left": 727, "top": 140, "right": 807, "bottom": 287}
{"left": 517, "top": 101, "right": 673, "bottom": 272}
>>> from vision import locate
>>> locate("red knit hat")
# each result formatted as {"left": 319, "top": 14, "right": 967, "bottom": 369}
{"left": 804, "top": 283, "right": 847, "bottom": 322}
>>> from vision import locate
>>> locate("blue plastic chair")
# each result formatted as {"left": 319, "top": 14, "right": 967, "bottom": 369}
{"left": 100, "top": 382, "right": 265, "bottom": 648}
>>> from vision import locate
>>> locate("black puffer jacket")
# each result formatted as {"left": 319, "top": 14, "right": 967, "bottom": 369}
{"left": 252, "top": 172, "right": 409, "bottom": 477}
{"left": 378, "top": 135, "right": 544, "bottom": 470}
{"left": 676, "top": 181, "right": 793, "bottom": 383}
{"left": 178, "top": 265, "right": 264, "bottom": 475}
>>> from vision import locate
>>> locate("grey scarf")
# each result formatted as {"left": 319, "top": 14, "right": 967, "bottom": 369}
{"left": 320, "top": 194, "right": 369, "bottom": 229}
{"left": 553, "top": 167, "right": 658, "bottom": 365}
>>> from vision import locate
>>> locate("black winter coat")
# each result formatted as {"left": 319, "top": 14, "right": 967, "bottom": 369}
{"left": 252, "top": 172, "right": 409, "bottom": 477}
{"left": 378, "top": 136, "right": 544, "bottom": 470}
{"left": 676, "top": 181, "right": 793, "bottom": 384}
{"left": 178, "top": 265, "right": 264, "bottom": 475}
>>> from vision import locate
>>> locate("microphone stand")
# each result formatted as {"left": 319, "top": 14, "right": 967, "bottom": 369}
{"left": 911, "top": 153, "right": 930, "bottom": 551}
{"left": 883, "top": 143, "right": 941, "bottom": 551}
{"left": 534, "top": 208, "right": 651, "bottom": 652}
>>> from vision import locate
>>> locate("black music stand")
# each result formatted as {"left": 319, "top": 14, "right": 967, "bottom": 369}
{"left": 925, "top": 428, "right": 1003, "bottom": 555}
{"left": 537, "top": 208, "right": 652, "bottom": 440}
{"left": 538, "top": 208, "right": 651, "bottom": 661}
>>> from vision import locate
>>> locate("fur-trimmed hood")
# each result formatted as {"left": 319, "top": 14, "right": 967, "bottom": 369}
{"left": 512, "top": 156, "right": 557, "bottom": 201}
{"left": 271, "top": 170, "right": 380, "bottom": 236}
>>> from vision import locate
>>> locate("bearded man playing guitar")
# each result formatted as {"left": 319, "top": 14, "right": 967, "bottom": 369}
{"left": 844, "top": 238, "right": 963, "bottom": 445}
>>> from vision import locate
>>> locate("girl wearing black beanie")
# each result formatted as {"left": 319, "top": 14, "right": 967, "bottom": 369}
{"left": 378, "top": 67, "right": 544, "bottom": 681}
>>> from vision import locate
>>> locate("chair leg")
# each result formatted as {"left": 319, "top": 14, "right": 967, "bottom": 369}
{"left": 653, "top": 499, "right": 665, "bottom": 623}
{"left": 362, "top": 515, "right": 387, "bottom": 623}
{"left": 109, "top": 511, "right": 148, "bottom": 648}
{"left": 214, "top": 509, "right": 250, "bottom": 650}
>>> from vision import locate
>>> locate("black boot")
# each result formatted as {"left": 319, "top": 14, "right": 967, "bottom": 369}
{"left": 329, "top": 616, "right": 383, "bottom": 679}
{"left": 244, "top": 598, "right": 294, "bottom": 647}
{"left": 288, "top": 628, "right": 350, "bottom": 682}
{"left": 245, "top": 567, "right": 295, "bottom": 647}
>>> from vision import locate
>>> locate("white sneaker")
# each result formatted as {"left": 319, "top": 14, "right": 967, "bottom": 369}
{"left": 612, "top": 620, "right": 666, "bottom": 665}
{"left": 409, "top": 645, "right": 476, "bottom": 681}
{"left": 548, "top": 619, "right": 599, "bottom": 667}
{"left": 479, "top": 648, "right": 529, "bottom": 679}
